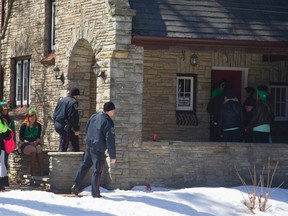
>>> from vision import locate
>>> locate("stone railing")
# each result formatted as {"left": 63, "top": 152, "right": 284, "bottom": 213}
{"left": 8, "top": 142, "right": 288, "bottom": 193}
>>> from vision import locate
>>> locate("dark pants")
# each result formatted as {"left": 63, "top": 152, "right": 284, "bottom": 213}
{"left": 253, "top": 131, "right": 270, "bottom": 143}
{"left": 210, "top": 122, "right": 223, "bottom": 142}
{"left": 54, "top": 122, "right": 79, "bottom": 152}
{"left": 223, "top": 128, "right": 242, "bottom": 142}
{"left": 74, "top": 147, "right": 105, "bottom": 197}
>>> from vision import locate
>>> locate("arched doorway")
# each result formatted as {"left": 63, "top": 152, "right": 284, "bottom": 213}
{"left": 67, "top": 39, "right": 96, "bottom": 150}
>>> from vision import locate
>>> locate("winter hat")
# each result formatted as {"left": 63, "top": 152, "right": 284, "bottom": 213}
{"left": 104, "top": 101, "right": 115, "bottom": 112}
{"left": 70, "top": 88, "right": 80, "bottom": 97}
{"left": 245, "top": 86, "right": 255, "bottom": 95}
{"left": 258, "top": 90, "right": 267, "bottom": 102}
{"left": 225, "top": 89, "right": 236, "bottom": 99}
{"left": 0, "top": 101, "right": 9, "bottom": 110}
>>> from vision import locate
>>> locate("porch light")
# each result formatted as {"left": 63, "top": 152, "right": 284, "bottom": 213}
{"left": 190, "top": 54, "right": 198, "bottom": 66}
{"left": 92, "top": 60, "right": 106, "bottom": 80}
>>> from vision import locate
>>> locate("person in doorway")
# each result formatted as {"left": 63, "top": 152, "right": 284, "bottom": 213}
{"left": 218, "top": 89, "right": 243, "bottom": 142}
{"left": 71, "top": 101, "right": 117, "bottom": 198}
{"left": 19, "top": 109, "right": 44, "bottom": 176}
{"left": 53, "top": 87, "right": 80, "bottom": 152}
{"left": 242, "top": 87, "right": 256, "bottom": 142}
{"left": 0, "top": 102, "right": 15, "bottom": 188}
{"left": 245, "top": 86, "right": 274, "bottom": 143}
{"left": 207, "top": 79, "right": 229, "bottom": 141}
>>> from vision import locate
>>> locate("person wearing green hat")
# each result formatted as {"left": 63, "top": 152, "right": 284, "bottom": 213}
{"left": 19, "top": 109, "right": 43, "bottom": 176}
{"left": 244, "top": 86, "right": 274, "bottom": 143}
{"left": 0, "top": 101, "right": 15, "bottom": 189}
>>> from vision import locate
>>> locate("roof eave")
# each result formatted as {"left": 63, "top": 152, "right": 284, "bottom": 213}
{"left": 132, "top": 36, "right": 288, "bottom": 53}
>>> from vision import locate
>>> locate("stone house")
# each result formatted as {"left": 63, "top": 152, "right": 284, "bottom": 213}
{"left": 0, "top": 0, "right": 288, "bottom": 190}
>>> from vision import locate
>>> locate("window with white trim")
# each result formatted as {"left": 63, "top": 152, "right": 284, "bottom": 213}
{"left": 270, "top": 84, "right": 288, "bottom": 121}
{"left": 16, "top": 59, "right": 31, "bottom": 106}
{"left": 176, "top": 76, "right": 194, "bottom": 111}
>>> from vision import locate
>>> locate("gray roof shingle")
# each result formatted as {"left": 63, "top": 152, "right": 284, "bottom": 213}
{"left": 129, "top": 0, "right": 288, "bottom": 42}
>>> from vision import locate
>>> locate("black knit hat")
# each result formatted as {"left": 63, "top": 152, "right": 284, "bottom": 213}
{"left": 104, "top": 101, "right": 115, "bottom": 112}
{"left": 70, "top": 88, "right": 80, "bottom": 96}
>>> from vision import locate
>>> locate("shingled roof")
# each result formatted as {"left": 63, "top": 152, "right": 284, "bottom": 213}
{"left": 129, "top": 0, "right": 288, "bottom": 42}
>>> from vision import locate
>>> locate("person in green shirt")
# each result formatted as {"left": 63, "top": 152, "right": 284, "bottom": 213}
{"left": 19, "top": 109, "right": 43, "bottom": 176}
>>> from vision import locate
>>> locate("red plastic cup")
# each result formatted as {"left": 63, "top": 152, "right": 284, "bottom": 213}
{"left": 152, "top": 134, "right": 158, "bottom": 141}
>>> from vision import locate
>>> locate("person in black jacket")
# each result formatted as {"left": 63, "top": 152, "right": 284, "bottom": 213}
{"left": 71, "top": 101, "right": 116, "bottom": 198}
{"left": 245, "top": 86, "right": 274, "bottom": 143}
{"left": 218, "top": 89, "right": 243, "bottom": 142}
{"left": 53, "top": 87, "right": 80, "bottom": 152}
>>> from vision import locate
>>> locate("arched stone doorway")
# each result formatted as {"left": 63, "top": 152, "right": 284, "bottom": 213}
{"left": 67, "top": 39, "right": 96, "bottom": 150}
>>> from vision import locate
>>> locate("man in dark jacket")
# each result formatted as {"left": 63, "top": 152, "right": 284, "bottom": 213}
{"left": 71, "top": 101, "right": 116, "bottom": 198}
{"left": 218, "top": 89, "right": 243, "bottom": 142}
{"left": 245, "top": 86, "right": 274, "bottom": 143}
{"left": 53, "top": 87, "right": 80, "bottom": 152}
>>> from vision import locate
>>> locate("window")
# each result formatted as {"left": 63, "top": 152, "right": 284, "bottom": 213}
{"left": 50, "top": 0, "right": 56, "bottom": 51}
{"left": 176, "top": 75, "right": 195, "bottom": 111}
{"left": 270, "top": 84, "right": 288, "bottom": 121}
{"left": 15, "top": 59, "right": 31, "bottom": 106}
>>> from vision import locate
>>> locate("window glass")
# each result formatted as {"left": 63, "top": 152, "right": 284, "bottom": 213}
{"left": 271, "top": 85, "right": 288, "bottom": 121}
{"left": 16, "top": 59, "right": 31, "bottom": 106}
{"left": 176, "top": 76, "right": 194, "bottom": 111}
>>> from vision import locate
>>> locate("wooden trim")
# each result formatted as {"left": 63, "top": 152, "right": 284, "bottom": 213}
{"left": 132, "top": 36, "right": 288, "bottom": 52}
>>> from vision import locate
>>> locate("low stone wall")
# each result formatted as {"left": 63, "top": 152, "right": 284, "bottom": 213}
{"left": 126, "top": 141, "right": 288, "bottom": 189}
{"left": 8, "top": 151, "right": 50, "bottom": 183}
{"left": 8, "top": 142, "right": 288, "bottom": 193}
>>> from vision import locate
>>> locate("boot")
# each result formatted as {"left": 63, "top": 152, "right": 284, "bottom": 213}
{"left": 37, "top": 152, "right": 44, "bottom": 176}
{"left": 30, "top": 152, "right": 36, "bottom": 176}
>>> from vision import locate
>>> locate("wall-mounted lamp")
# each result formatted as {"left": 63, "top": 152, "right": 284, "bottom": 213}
{"left": 92, "top": 60, "right": 106, "bottom": 80}
{"left": 190, "top": 54, "right": 198, "bottom": 66}
{"left": 53, "top": 66, "right": 64, "bottom": 83}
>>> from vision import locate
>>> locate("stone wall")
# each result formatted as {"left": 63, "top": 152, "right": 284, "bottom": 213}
{"left": 10, "top": 142, "right": 288, "bottom": 192}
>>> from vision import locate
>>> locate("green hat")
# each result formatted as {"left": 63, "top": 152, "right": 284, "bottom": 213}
{"left": 0, "top": 101, "right": 9, "bottom": 110}
{"left": 258, "top": 90, "right": 267, "bottom": 102}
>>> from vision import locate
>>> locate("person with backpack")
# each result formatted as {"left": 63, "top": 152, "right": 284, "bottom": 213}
{"left": 0, "top": 102, "right": 15, "bottom": 188}
{"left": 0, "top": 106, "right": 14, "bottom": 190}
{"left": 218, "top": 89, "right": 243, "bottom": 142}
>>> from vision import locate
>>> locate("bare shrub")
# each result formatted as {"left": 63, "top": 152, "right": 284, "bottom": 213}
{"left": 235, "top": 157, "right": 284, "bottom": 214}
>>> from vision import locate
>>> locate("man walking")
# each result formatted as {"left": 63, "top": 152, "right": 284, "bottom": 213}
{"left": 53, "top": 87, "right": 80, "bottom": 152}
{"left": 71, "top": 101, "right": 116, "bottom": 198}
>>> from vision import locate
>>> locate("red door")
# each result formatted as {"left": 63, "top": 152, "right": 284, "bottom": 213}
{"left": 211, "top": 70, "right": 242, "bottom": 100}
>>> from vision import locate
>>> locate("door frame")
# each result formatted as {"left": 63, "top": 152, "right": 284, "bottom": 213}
{"left": 211, "top": 66, "right": 248, "bottom": 103}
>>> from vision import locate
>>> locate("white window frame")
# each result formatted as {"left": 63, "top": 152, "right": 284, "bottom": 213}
{"left": 270, "top": 84, "right": 288, "bottom": 121}
{"left": 16, "top": 59, "right": 31, "bottom": 106}
{"left": 51, "top": 0, "right": 56, "bottom": 51}
{"left": 176, "top": 76, "right": 194, "bottom": 111}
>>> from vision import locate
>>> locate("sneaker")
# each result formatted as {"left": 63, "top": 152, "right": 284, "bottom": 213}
{"left": 71, "top": 184, "right": 79, "bottom": 196}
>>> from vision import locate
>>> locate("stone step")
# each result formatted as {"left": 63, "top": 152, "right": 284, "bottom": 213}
{"left": 23, "top": 175, "right": 50, "bottom": 183}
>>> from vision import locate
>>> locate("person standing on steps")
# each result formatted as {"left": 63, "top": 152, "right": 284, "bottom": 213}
{"left": 53, "top": 87, "right": 81, "bottom": 152}
{"left": 71, "top": 101, "right": 117, "bottom": 198}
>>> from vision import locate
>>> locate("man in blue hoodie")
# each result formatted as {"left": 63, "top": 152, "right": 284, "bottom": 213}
{"left": 71, "top": 101, "right": 116, "bottom": 198}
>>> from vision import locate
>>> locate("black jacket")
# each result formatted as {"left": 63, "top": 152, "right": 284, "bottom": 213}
{"left": 85, "top": 112, "right": 116, "bottom": 159}
{"left": 246, "top": 100, "right": 274, "bottom": 131}
{"left": 53, "top": 96, "right": 80, "bottom": 131}
{"left": 218, "top": 100, "right": 243, "bottom": 134}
